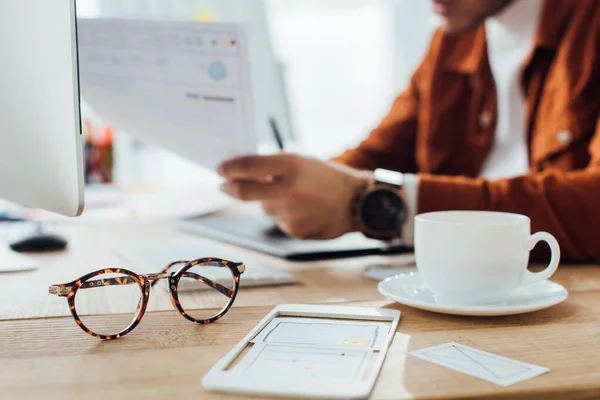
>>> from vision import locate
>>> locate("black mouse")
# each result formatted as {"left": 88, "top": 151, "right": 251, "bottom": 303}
{"left": 9, "top": 233, "right": 68, "bottom": 253}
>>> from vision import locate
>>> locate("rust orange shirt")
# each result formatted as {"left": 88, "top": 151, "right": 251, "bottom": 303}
{"left": 335, "top": 0, "right": 600, "bottom": 261}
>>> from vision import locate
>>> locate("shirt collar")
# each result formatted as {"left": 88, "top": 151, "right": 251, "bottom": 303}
{"left": 443, "top": 0, "right": 577, "bottom": 74}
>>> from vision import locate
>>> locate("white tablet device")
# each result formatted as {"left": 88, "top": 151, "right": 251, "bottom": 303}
{"left": 203, "top": 304, "right": 401, "bottom": 399}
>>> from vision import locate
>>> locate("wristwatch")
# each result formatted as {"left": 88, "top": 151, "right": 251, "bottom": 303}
{"left": 357, "top": 169, "right": 407, "bottom": 240}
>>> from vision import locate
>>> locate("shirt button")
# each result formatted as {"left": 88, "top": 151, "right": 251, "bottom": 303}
{"left": 557, "top": 129, "right": 573, "bottom": 146}
{"left": 479, "top": 111, "right": 493, "bottom": 130}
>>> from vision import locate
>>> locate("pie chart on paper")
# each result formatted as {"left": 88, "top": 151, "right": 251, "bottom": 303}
{"left": 208, "top": 61, "right": 228, "bottom": 81}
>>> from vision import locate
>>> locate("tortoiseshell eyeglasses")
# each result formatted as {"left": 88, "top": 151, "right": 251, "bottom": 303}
{"left": 49, "top": 258, "right": 245, "bottom": 340}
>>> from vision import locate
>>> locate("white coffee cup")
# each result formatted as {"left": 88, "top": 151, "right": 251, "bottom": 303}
{"left": 414, "top": 211, "right": 560, "bottom": 305}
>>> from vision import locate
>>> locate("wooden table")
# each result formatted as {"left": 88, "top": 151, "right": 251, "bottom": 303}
{"left": 1, "top": 222, "right": 599, "bottom": 400}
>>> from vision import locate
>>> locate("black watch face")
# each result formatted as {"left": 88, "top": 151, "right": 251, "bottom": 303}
{"left": 361, "top": 189, "right": 405, "bottom": 234}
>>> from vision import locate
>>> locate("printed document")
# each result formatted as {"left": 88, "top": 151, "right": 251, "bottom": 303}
{"left": 78, "top": 19, "right": 256, "bottom": 171}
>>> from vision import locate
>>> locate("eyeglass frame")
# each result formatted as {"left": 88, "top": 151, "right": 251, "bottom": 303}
{"left": 49, "top": 257, "right": 246, "bottom": 340}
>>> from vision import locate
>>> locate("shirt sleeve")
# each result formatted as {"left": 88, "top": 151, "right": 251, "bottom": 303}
{"left": 416, "top": 118, "right": 600, "bottom": 261}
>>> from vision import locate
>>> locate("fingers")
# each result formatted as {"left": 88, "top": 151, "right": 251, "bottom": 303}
{"left": 218, "top": 154, "right": 300, "bottom": 180}
{"left": 262, "top": 204, "right": 303, "bottom": 223}
{"left": 276, "top": 220, "right": 322, "bottom": 240}
{"left": 263, "top": 204, "right": 328, "bottom": 239}
{"left": 261, "top": 202, "right": 279, "bottom": 217}
{"left": 221, "top": 180, "right": 287, "bottom": 202}
{"left": 264, "top": 201, "right": 347, "bottom": 240}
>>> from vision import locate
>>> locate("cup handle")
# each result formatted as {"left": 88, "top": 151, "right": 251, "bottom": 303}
{"left": 521, "top": 232, "right": 561, "bottom": 285}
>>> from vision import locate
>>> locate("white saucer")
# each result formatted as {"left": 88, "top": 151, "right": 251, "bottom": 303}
{"left": 378, "top": 272, "right": 568, "bottom": 316}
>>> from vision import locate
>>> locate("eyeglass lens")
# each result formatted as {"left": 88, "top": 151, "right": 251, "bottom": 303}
{"left": 75, "top": 272, "right": 144, "bottom": 336}
{"left": 176, "top": 261, "right": 236, "bottom": 321}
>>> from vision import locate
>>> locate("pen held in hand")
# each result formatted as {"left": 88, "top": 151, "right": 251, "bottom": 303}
{"left": 269, "top": 117, "right": 285, "bottom": 151}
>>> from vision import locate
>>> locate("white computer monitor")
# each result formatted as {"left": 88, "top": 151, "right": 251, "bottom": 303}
{"left": 0, "top": 0, "right": 85, "bottom": 217}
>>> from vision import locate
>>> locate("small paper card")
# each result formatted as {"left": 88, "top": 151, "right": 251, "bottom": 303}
{"left": 410, "top": 342, "right": 550, "bottom": 387}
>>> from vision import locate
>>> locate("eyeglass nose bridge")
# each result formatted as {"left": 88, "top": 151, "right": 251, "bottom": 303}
{"left": 143, "top": 272, "right": 174, "bottom": 282}
{"left": 144, "top": 272, "right": 179, "bottom": 308}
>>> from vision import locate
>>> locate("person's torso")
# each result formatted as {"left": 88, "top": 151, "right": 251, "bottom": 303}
{"left": 415, "top": 0, "right": 599, "bottom": 178}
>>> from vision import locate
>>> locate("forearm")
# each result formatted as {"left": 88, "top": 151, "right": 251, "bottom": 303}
{"left": 333, "top": 127, "right": 418, "bottom": 173}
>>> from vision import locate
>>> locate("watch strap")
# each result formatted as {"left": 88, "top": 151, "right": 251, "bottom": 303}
{"left": 374, "top": 168, "right": 405, "bottom": 188}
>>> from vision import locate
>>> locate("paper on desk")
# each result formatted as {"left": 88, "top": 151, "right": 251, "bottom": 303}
{"left": 410, "top": 342, "right": 550, "bottom": 387}
{"left": 78, "top": 19, "right": 256, "bottom": 171}
{"left": 251, "top": 317, "right": 391, "bottom": 351}
{"left": 0, "top": 242, "right": 38, "bottom": 272}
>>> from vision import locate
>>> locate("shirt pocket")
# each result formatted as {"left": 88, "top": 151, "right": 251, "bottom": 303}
{"left": 530, "top": 94, "right": 597, "bottom": 171}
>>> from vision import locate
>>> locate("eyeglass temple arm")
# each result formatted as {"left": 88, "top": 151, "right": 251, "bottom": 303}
{"left": 49, "top": 285, "right": 72, "bottom": 297}
{"left": 49, "top": 263, "right": 185, "bottom": 296}
{"left": 149, "top": 261, "right": 234, "bottom": 297}
{"left": 180, "top": 272, "right": 234, "bottom": 298}
{"left": 50, "top": 261, "right": 236, "bottom": 297}
{"left": 49, "top": 263, "right": 181, "bottom": 297}
{"left": 79, "top": 276, "right": 138, "bottom": 290}
{"left": 70, "top": 273, "right": 233, "bottom": 298}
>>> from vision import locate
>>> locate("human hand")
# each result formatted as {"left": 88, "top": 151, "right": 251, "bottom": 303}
{"left": 218, "top": 154, "right": 372, "bottom": 239}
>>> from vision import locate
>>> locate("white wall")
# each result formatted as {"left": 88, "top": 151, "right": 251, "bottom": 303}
{"left": 268, "top": 0, "right": 432, "bottom": 158}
